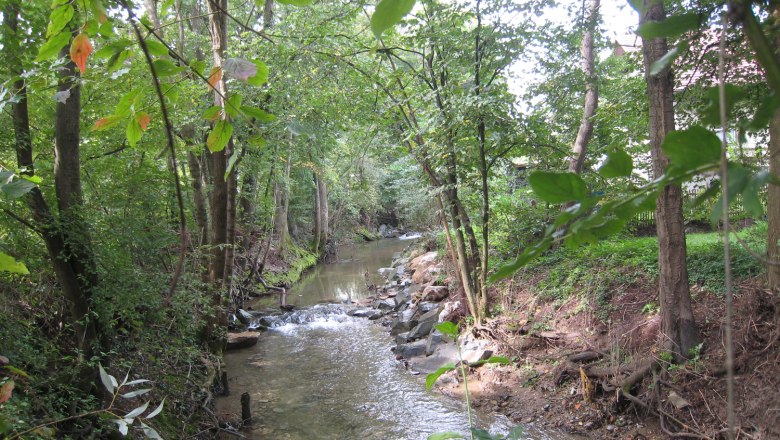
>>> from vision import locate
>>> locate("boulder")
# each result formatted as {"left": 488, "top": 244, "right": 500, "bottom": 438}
{"left": 349, "top": 308, "right": 383, "bottom": 320}
{"left": 374, "top": 298, "right": 396, "bottom": 311}
{"left": 426, "top": 330, "right": 450, "bottom": 356}
{"left": 421, "top": 285, "right": 449, "bottom": 302}
{"left": 394, "top": 339, "right": 428, "bottom": 359}
{"left": 390, "top": 314, "right": 418, "bottom": 336}
{"left": 227, "top": 332, "right": 261, "bottom": 350}
{"left": 394, "top": 289, "right": 410, "bottom": 309}
{"left": 411, "top": 266, "right": 440, "bottom": 285}
{"left": 409, "top": 342, "right": 459, "bottom": 373}
{"left": 236, "top": 309, "right": 255, "bottom": 326}
{"left": 406, "top": 306, "right": 440, "bottom": 341}
{"left": 377, "top": 267, "right": 395, "bottom": 279}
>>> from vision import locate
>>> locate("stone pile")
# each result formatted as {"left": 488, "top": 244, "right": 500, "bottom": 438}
{"left": 348, "top": 250, "right": 471, "bottom": 373}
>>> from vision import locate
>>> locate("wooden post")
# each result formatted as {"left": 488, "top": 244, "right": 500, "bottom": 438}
{"left": 241, "top": 392, "right": 252, "bottom": 424}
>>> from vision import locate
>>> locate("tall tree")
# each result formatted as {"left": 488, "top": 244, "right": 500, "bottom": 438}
{"left": 4, "top": 0, "right": 100, "bottom": 362}
{"left": 568, "top": 0, "right": 600, "bottom": 174}
{"left": 640, "top": 0, "right": 700, "bottom": 359}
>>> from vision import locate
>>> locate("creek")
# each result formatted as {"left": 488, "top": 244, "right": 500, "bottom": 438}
{"left": 217, "top": 238, "right": 558, "bottom": 440}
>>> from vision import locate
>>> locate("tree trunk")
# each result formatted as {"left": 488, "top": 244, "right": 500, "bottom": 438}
{"left": 188, "top": 152, "right": 210, "bottom": 247}
{"left": 313, "top": 172, "right": 322, "bottom": 254}
{"left": 5, "top": 2, "right": 99, "bottom": 360}
{"left": 144, "top": 0, "right": 161, "bottom": 31}
{"left": 474, "top": 0, "right": 489, "bottom": 316}
{"left": 205, "top": 0, "right": 231, "bottom": 351}
{"left": 568, "top": 0, "right": 600, "bottom": 174}
{"left": 768, "top": 110, "right": 780, "bottom": 290}
{"left": 640, "top": 0, "right": 700, "bottom": 360}
{"left": 274, "top": 142, "right": 293, "bottom": 254}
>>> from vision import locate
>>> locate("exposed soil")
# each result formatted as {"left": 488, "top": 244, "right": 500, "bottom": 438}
{"left": 432, "top": 262, "right": 780, "bottom": 439}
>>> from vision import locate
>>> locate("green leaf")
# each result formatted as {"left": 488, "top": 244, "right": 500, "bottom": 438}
{"left": 744, "top": 171, "right": 773, "bottom": 217}
{"left": 749, "top": 94, "right": 780, "bottom": 131}
{"left": 1, "top": 179, "right": 36, "bottom": 198}
{"left": 247, "top": 59, "right": 270, "bottom": 86}
{"left": 637, "top": 13, "right": 700, "bottom": 39}
{"left": 36, "top": 31, "right": 71, "bottom": 62}
{"left": 241, "top": 106, "right": 276, "bottom": 122}
{"left": 47, "top": 4, "right": 74, "bottom": 37}
{"left": 427, "top": 433, "right": 466, "bottom": 440}
{"left": 126, "top": 116, "right": 143, "bottom": 147}
{"left": 276, "top": 0, "right": 313, "bottom": 6}
{"left": 145, "top": 39, "right": 168, "bottom": 56}
{"left": 0, "top": 252, "right": 29, "bottom": 275}
{"left": 225, "top": 148, "right": 240, "bottom": 180}
{"left": 226, "top": 94, "right": 243, "bottom": 119}
{"left": 649, "top": 42, "right": 686, "bottom": 76}
{"left": 94, "top": 39, "right": 133, "bottom": 59}
{"left": 434, "top": 321, "right": 458, "bottom": 338}
{"left": 121, "top": 388, "right": 152, "bottom": 399}
{"left": 598, "top": 149, "right": 633, "bottom": 178}
{"left": 471, "top": 428, "right": 498, "bottom": 440}
{"left": 203, "top": 106, "right": 222, "bottom": 121}
{"left": 469, "top": 356, "right": 511, "bottom": 367}
{"left": 371, "top": 0, "right": 416, "bottom": 38}
{"left": 152, "top": 59, "right": 185, "bottom": 77}
{"left": 107, "top": 50, "right": 132, "bottom": 72}
{"left": 505, "top": 426, "right": 525, "bottom": 440}
{"left": 425, "top": 363, "right": 456, "bottom": 390}
{"left": 702, "top": 84, "right": 748, "bottom": 127}
{"left": 190, "top": 60, "right": 207, "bottom": 76}
{"left": 207, "top": 120, "right": 233, "bottom": 152}
{"left": 115, "top": 89, "right": 142, "bottom": 116}
{"left": 661, "top": 126, "right": 721, "bottom": 170}
{"left": 528, "top": 171, "right": 587, "bottom": 204}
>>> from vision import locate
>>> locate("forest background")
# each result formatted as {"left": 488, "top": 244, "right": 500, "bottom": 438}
{"left": 2, "top": 0, "right": 780, "bottom": 437}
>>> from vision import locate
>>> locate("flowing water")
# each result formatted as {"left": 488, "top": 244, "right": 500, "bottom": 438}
{"left": 218, "top": 239, "right": 560, "bottom": 440}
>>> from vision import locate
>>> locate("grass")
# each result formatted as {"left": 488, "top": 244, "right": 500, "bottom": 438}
{"left": 502, "top": 222, "right": 767, "bottom": 302}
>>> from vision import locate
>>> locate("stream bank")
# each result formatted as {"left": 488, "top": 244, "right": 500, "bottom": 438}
{"left": 217, "top": 238, "right": 567, "bottom": 439}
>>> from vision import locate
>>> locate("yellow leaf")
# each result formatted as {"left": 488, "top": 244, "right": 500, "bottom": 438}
{"left": 69, "top": 33, "right": 93, "bottom": 74}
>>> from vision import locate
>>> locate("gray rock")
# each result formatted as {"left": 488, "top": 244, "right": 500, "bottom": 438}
{"left": 426, "top": 330, "right": 446, "bottom": 356}
{"left": 394, "top": 289, "right": 409, "bottom": 309}
{"left": 409, "top": 342, "right": 459, "bottom": 373}
{"left": 349, "top": 308, "right": 382, "bottom": 319}
{"left": 418, "top": 302, "right": 439, "bottom": 314}
{"left": 394, "top": 339, "right": 428, "bottom": 358}
{"left": 237, "top": 309, "right": 255, "bottom": 325}
{"left": 396, "top": 331, "right": 411, "bottom": 345}
{"left": 375, "top": 298, "right": 395, "bottom": 311}
{"left": 406, "top": 306, "right": 440, "bottom": 341}
{"left": 390, "top": 315, "right": 418, "bottom": 336}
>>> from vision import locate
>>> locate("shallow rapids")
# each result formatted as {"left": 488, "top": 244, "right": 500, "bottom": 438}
{"left": 217, "top": 239, "right": 560, "bottom": 439}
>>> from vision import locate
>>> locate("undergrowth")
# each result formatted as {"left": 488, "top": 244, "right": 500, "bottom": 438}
{"left": 503, "top": 222, "right": 767, "bottom": 305}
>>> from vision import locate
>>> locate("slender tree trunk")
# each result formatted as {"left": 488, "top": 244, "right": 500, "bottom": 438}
{"left": 205, "top": 0, "right": 231, "bottom": 350}
{"left": 313, "top": 171, "right": 322, "bottom": 254}
{"left": 474, "top": 0, "right": 490, "bottom": 316}
{"left": 274, "top": 143, "right": 293, "bottom": 253}
{"left": 640, "top": 0, "right": 700, "bottom": 360}
{"left": 319, "top": 175, "right": 329, "bottom": 248}
{"left": 768, "top": 110, "right": 780, "bottom": 289}
{"left": 569, "top": 0, "right": 600, "bottom": 174}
